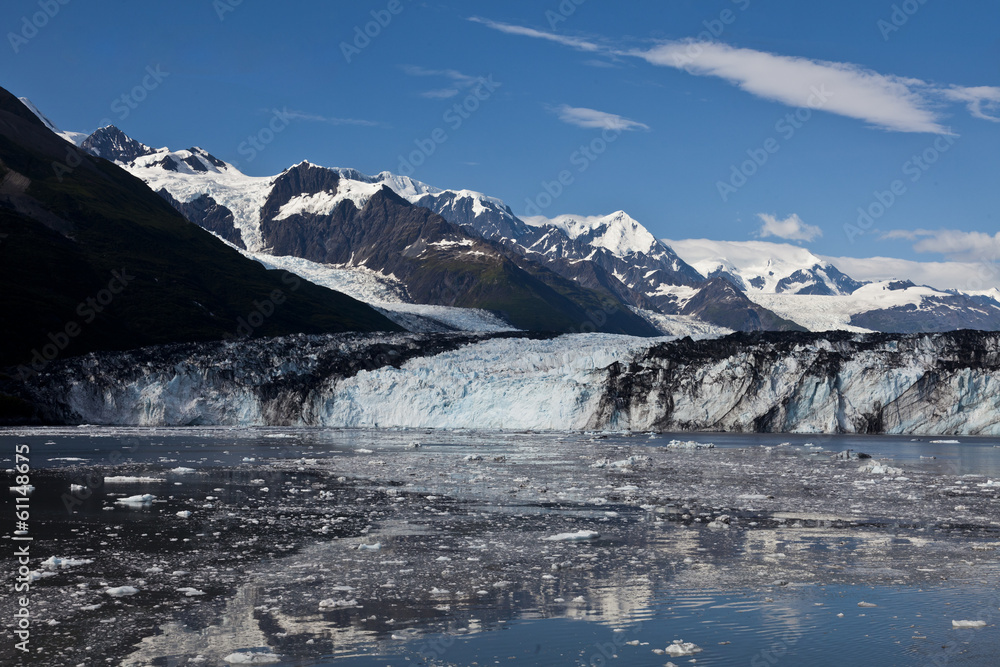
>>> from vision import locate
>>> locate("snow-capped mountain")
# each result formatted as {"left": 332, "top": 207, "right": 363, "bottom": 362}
{"left": 61, "top": 124, "right": 779, "bottom": 334}
{"left": 82, "top": 125, "right": 157, "bottom": 163}
{"left": 526, "top": 211, "right": 659, "bottom": 256}
{"left": 665, "top": 238, "right": 863, "bottom": 295}
{"left": 33, "top": 104, "right": 1000, "bottom": 337}
{"left": 668, "top": 239, "right": 1000, "bottom": 333}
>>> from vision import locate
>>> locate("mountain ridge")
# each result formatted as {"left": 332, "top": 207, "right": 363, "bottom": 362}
{"left": 26, "top": 96, "right": 1000, "bottom": 337}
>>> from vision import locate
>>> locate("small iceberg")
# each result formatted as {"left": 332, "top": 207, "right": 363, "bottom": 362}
{"left": 543, "top": 530, "right": 600, "bottom": 542}
{"left": 116, "top": 494, "right": 154, "bottom": 506}
{"left": 664, "top": 639, "right": 703, "bottom": 656}
{"left": 223, "top": 650, "right": 281, "bottom": 664}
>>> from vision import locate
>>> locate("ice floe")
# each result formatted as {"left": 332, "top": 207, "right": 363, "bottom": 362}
{"left": 543, "top": 530, "right": 600, "bottom": 542}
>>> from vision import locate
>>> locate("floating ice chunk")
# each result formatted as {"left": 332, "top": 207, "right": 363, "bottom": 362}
{"left": 707, "top": 515, "right": 731, "bottom": 530}
{"left": 858, "top": 601, "right": 877, "bottom": 608}
{"left": 591, "top": 455, "right": 651, "bottom": 469}
{"left": 70, "top": 484, "right": 86, "bottom": 492}
{"left": 952, "top": 620, "right": 987, "bottom": 629}
{"left": 931, "top": 440, "right": 961, "bottom": 444}
{"left": 664, "top": 639, "right": 702, "bottom": 656}
{"left": 116, "top": 494, "right": 154, "bottom": 506}
{"left": 105, "top": 586, "right": 139, "bottom": 597}
{"left": 356, "top": 449, "right": 374, "bottom": 454}
{"left": 833, "top": 450, "right": 870, "bottom": 461}
{"left": 43, "top": 556, "right": 93, "bottom": 569}
{"left": 177, "top": 587, "right": 205, "bottom": 596}
{"left": 860, "top": 462, "right": 903, "bottom": 475}
{"left": 543, "top": 530, "right": 600, "bottom": 542}
{"left": 170, "top": 467, "right": 197, "bottom": 474}
{"left": 319, "top": 598, "right": 357, "bottom": 608}
{"left": 104, "top": 476, "right": 164, "bottom": 483}
{"left": 358, "top": 543, "right": 381, "bottom": 551}
{"left": 223, "top": 650, "right": 281, "bottom": 664}
{"left": 665, "top": 440, "right": 715, "bottom": 450}
{"left": 176, "top": 510, "right": 192, "bottom": 518}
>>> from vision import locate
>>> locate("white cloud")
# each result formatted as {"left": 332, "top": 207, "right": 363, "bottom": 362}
{"left": 467, "top": 17, "right": 601, "bottom": 52}
{"left": 881, "top": 228, "right": 1000, "bottom": 263}
{"left": 756, "top": 213, "right": 822, "bottom": 242}
{"left": 550, "top": 104, "right": 649, "bottom": 131}
{"left": 282, "top": 110, "right": 381, "bottom": 127}
{"left": 632, "top": 41, "right": 948, "bottom": 134}
{"left": 470, "top": 19, "right": 1000, "bottom": 133}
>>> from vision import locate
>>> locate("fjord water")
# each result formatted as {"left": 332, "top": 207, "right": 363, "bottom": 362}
{"left": 3, "top": 427, "right": 999, "bottom": 666}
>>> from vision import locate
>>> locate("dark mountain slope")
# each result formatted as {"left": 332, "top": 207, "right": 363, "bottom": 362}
{"left": 0, "top": 87, "right": 400, "bottom": 370}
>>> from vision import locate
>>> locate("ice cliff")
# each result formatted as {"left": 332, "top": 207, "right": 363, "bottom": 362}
{"left": 7, "top": 330, "right": 1000, "bottom": 435}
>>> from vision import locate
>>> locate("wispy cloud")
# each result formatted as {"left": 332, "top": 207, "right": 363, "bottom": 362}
{"left": 756, "top": 213, "right": 822, "bottom": 242}
{"left": 633, "top": 41, "right": 948, "bottom": 134}
{"left": 402, "top": 64, "right": 485, "bottom": 100}
{"left": 941, "top": 86, "right": 1000, "bottom": 122}
{"left": 283, "top": 110, "right": 382, "bottom": 127}
{"left": 550, "top": 104, "right": 649, "bottom": 131}
{"left": 468, "top": 16, "right": 601, "bottom": 52}
{"left": 471, "top": 18, "right": 1000, "bottom": 134}
{"left": 420, "top": 88, "right": 460, "bottom": 99}
{"left": 402, "top": 65, "right": 480, "bottom": 88}
{"left": 583, "top": 59, "right": 619, "bottom": 69}
{"left": 882, "top": 228, "right": 1000, "bottom": 262}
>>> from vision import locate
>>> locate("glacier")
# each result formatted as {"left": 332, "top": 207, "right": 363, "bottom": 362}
{"left": 8, "top": 330, "right": 1000, "bottom": 435}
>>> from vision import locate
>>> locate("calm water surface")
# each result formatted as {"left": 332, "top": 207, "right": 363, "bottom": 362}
{"left": 2, "top": 427, "right": 998, "bottom": 666}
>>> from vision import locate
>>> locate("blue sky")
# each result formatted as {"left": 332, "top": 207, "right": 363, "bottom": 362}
{"left": 3, "top": 0, "right": 999, "bottom": 269}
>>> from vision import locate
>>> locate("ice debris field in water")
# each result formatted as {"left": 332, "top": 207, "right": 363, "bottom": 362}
{"left": 2, "top": 427, "right": 1000, "bottom": 666}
